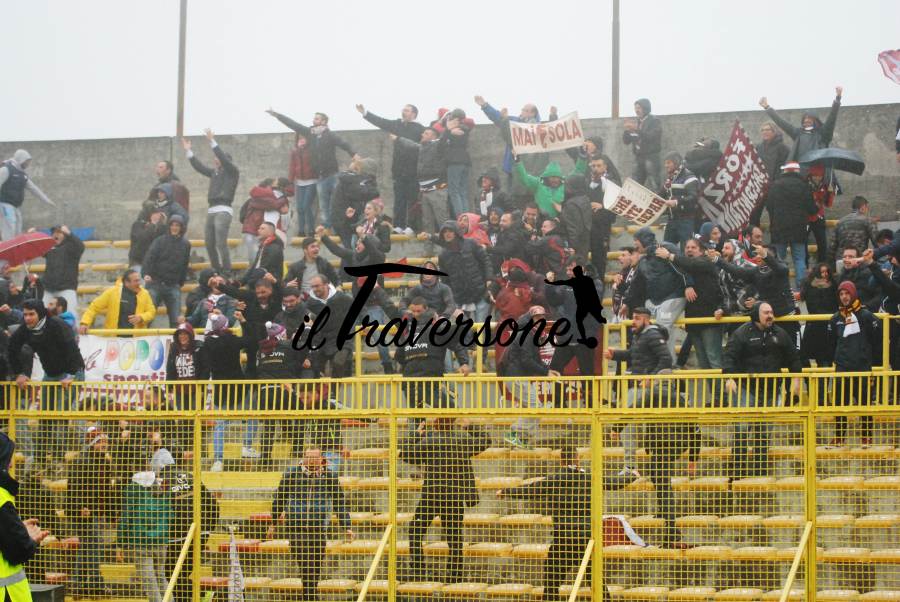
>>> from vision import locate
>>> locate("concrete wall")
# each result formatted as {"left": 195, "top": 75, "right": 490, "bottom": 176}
{"left": 2, "top": 103, "right": 897, "bottom": 239}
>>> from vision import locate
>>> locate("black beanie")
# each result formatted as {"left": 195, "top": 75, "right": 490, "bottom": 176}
{"left": 22, "top": 298, "right": 47, "bottom": 319}
{"left": 749, "top": 301, "right": 764, "bottom": 323}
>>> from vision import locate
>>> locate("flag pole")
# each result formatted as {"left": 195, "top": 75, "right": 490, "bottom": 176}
{"left": 176, "top": 0, "right": 188, "bottom": 138}
{"left": 611, "top": 0, "right": 620, "bottom": 118}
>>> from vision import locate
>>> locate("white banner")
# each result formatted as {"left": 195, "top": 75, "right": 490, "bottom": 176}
{"left": 602, "top": 178, "right": 668, "bottom": 226}
{"left": 32, "top": 334, "right": 172, "bottom": 382}
{"left": 509, "top": 111, "right": 585, "bottom": 155}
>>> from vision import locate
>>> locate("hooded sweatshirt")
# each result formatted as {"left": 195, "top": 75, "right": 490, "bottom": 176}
{"left": 0, "top": 149, "right": 54, "bottom": 208}
{"left": 436, "top": 221, "right": 491, "bottom": 305}
{"left": 142, "top": 215, "right": 192, "bottom": 286}
{"left": 514, "top": 161, "right": 566, "bottom": 217}
{"left": 475, "top": 168, "right": 514, "bottom": 215}
{"left": 401, "top": 261, "right": 457, "bottom": 316}
{"left": 9, "top": 307, "right": 84, "bottom": 378}
{"left": 42, "top": 231, "right": 86, "bottom": 291}
{"left": 765, "top": 97, "right": 841, "bottom": 163}
{"left": 457, "top": 212, "right": 491, "bottom": 247}
{"left": 166, "top": 323, "right": 209, "bottom": 381}
{"left": 622, "top": 98, "right": 662, "bottom": 159}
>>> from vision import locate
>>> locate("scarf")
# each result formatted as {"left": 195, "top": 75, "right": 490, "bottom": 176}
{"left": 29, "top": 317, "right": 47, "bottom": 333}
{"left": 839, "top": 298, "right": 862, "bottom": 319}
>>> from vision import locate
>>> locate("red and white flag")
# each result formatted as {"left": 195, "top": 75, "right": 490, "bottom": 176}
{"left": 878, "top": 50, "right": 900, "bottom": 85}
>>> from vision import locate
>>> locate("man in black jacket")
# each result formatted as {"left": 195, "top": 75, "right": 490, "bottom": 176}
{"left": 356, "top": 103, "right": 425, "bottom": 234}
{"left": 827, "top": 281, "right": 880, "bottom": 446}
{"left": 661, "top": 152, "right": 700, "bottom": 251}
{"left": 486, "top": 212, "right": 532, "bottom": 275}
{"left": 622, "top": 98, "right": 662, "bottom": 191}
{"left": 183, "top": 129, "right": 240, "bottom": 274}
{"left": 657, "top": 239, "right": 724, "bottom": 370}
{"left": 245, "top": 222, "right": 284, "bottom": 285}
{"left": 760, "top": 87, "right": 842, "bottom": 168}
{"left": 304, "top": 274, "right": 354, "bottom": 378}
{"left": 499, "top": 444, "right": 591, "bottom": 592}
{"left": 0, "top": 434, "right": 50, "bottom": 602}
{"left": 684, "top": 137, "right": 723, "bottom": 183}
{"left": 317, "top": 225, "right": 385, "bottom": 282}
{"left": 129, "top": 201, "right": 168, "bottom": 271}
{"left": 9, "top": 299, "right": 85, "bottom": 466}
{"left": 837, "top": 247, "right": 882, "bottom": 310}
{"left": 285, "top": 237, "right": 341, "bottom": 295}
{"left": 768, "top": 162, "right": 818, "bottom": 288}
{"left": 270, "top": 447, "right": 353, "bottom": 601}
{"left": 830, "top": 196, "right": 878, "bottom": 263}
{"left": 396, "top": 128, "right": 448, "bottom": 233}
{"left": 560, "top": 174, "right": 592, "bottom": 261}
{"left": 400, "top": 418, "right": 490, "bottom": 583}
{"left": 723, "top": 301, "right": 803, "bottom": 478}
{"left": 749, "top": 122, "right": 790, "bottom": 226}
{"left": 330, "top": 157, "right": 380, "bottom": 247}
{"left": 400, "top": 263, "right": 457, "bottom": 317}
{"left": 274, "top": 286, "right": 308, "bottom": 339}
{"left": 266, "top": 108, "right": 358, "bottom": 230}
{"left": 586, "top": 157, "right": 619, "bottom": 279}
{"left": 41, "top": 224, "right": 85, "bottom": 313}
{"left": 142, "top": 214, "right": 191, "bottom": 327}
{"left": 434, "top": 221, "right": 492, "bottom": 322}
{"left": 603, "top": 307, "right": 673, "bottom": 476}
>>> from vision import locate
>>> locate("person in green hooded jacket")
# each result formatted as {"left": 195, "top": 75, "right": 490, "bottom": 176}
{"left": 513, "top": 157, "right": 566, "bottom": 218}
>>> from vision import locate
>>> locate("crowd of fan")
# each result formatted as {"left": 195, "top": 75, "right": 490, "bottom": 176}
{"left": 1, "top": 88, "right": 900, "bottom": 601}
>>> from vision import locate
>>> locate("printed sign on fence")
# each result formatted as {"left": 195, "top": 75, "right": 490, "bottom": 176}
{"left": 699, "top": 120, "right": 770, "bottom": 234}
{"left": 31, "top": 334, "right": 172, "bottom": 382}
{"left": 602, "top": 178, "right": 668, "bottom": 226}
{"left": 509, "top": 111, "right": 585, "bottom": 155}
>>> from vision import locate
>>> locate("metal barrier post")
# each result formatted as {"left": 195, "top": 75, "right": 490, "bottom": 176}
{"left": 570, "top": 539, "right": 595, "bottom": 602}
{"left": 356, "top": 524, "right": 392, "bottom": 602}
{"left": 804, "top": 410, "right": 818, "bottom": 602}
{"left": 6, "top": 385, "right": 16, "bottom": 478}
{"left": 192, "top": 384, "right": 203, "bottom": 602}
{"left": 591, "top": 414, "right": 604, "bottom": 602}
{"left": 387, "top": 401, "right": 398, "bottom": 602}
{"left": 780, "top": 521, "right": 812, "bottom": 602}
{"left": 162, "top": 522, "right": 197, "bottom": 602}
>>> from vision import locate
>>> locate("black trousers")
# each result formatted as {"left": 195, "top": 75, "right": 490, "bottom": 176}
{"left": 290, "top": 528, "right": 327, "bottom": 601}
{"left": 645, "top": 451, "right": 680, "bottom": 545}
{"left": 808, "top": 218, "right": 828, "bottom": 264}
{"left": 408, "top": 502, "right": 464, "bottom": 583}
{"left": 550, "top": 344, "right": 596, "bottom": 407}
{"left": 833, "top": 374, "right": 874, "bottom": 441}
{"left": 544, "top": 534, "right": 591, "bottom": 594}
{"left": 393, "top": 176, "right": 420, "bottom": 229}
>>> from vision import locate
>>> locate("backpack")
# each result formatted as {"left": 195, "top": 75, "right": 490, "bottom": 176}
{"left": 238, "top": 197, "right": 252, "bottom": 224}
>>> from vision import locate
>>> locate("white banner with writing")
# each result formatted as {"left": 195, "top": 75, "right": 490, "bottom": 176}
{"left": 509, "top": 111, "right": 585, "bottom": 155}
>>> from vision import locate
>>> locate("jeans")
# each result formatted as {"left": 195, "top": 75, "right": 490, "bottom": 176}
{"left": 134, "top": 546, "right": 167, "bottom": 602}
{"left": 72, "top": 518, "right": 103, "bottom": 592}
{"left": 687, "top": 324, "right": 723, "bottom": 370}
{"left": 664, "top": 218, "right": 695, "bottom": 252}
{"left": 317, "top": 173, "right": 338, "bottom": 228}
{"left": 421, "top": 187, "right": 449, "bottom": 233}
{"left": 393, "top": 176, "right": 419, "bottom": 230}
{"left": 204, "top": 211, "right": 232, "bottom": 272}
{"left": 244, "top": 385, "right": 301, "bottom": 462}
{"left": 0, "top": 202, "right": 23, "bottom": 240}
{"left": 294, "top": 183, "right": 317, "bottom": 235}
{"left": 446, "top": 164, "right": 470, "bottom": 218}
{"left": 212, "top": 384, "right": 245, "bottom": 462}
{"left": 243, "top": 233, "right": 258, "bottom": 264}
{"left": 361, "top": 306, "right": 392, "bottom": 368}
{"left": 732, "top": 388, "right": 775, "bottom": 478}
{"left": 33, "top": 370, "right": 84, "bottom": 464}
{"left": 511, "top": 380, "right": 541, "bottom": 441}
{"left": 43, "top": 289, "right": 78, "bottom": 314}
{"left": 633, "top": 155, "right": 661, "bottom": 192}
{"left": 645, "top": 297, "right": 686, "bottom": 358}
{"left": 773, "top": 241, "right": 807, "bottom": 289}
{"left": 147, "top": 282, "right": 181, "bottom": 327}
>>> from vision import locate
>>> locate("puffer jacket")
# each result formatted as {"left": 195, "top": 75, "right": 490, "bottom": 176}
{"left": 624, "top": 243, "right": 689, "bottom": 307}
{"left": 830, "top": 211, "right": 878, "bottom": 262}
{"left": 610, "top": 324, "right": 672, "bottom": 375}
{"left": 723, "top": 321, "right": 802, "bottom": 376}
{"left": 400, "top": 262, "right": 457, "bottom": 316}
{"left": 142, "top": 221, "right": 191, "bottom": 286}
{"left": 436, "top": 222, "right": 491, "bottom": 305}
{"left": 767, "top": 172, "right": 818, "bottom": 244}
{"left": 662, "top": 163, "right": 700, "bottom": 221}
{"left": 269, "top": 111, "right": 355, "bottom": 178}
{"left": 716, "top": 253, "right": 796, "bottom": 317}
{"left": 514, "top": 161, "right": 566, "bottom": 217}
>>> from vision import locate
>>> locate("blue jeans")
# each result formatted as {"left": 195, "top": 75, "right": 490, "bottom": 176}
{"left": 295, "top": 183, "right": 317, "bottom": 235}
{"left": 317, "top": 173, "right": 338, "bottom": 228}
{"left": 773, "top": 241, "right": 807, "bottom": 289}
{"left": 664, "top": 218, "right": 695, "bottom": 252}
{"left": 446, "top": 164, "right": 470, "bottom": 218}
{"left": 687, "top": 324, "right": 723, "bottom": 370}
{"left": 30, "top": 370, "right": 84, "bottom": 463}
{"left": 633, "top": 155, "right": 661, "bottom": 192}
{"left": 212, "top": 384, "right": 244, "bottom": 463}
{"left": 148, "top": 283, "right": 181, "bottom": 328}
{"left": 361, "top": 306, "right": 392, "bottom": 368}
{"left": 204, "top": 211, "right": 232, "bottom": 272}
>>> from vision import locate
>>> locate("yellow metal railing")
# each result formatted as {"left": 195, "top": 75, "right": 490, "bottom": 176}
{"left": 161, "top": 522, "right": 196, "bottom": 602}
{"left": 780, "top": 521, "right": 813, "bottom": 602}
{"left": 4, "top": 374, "right": 899, "bottom": 602}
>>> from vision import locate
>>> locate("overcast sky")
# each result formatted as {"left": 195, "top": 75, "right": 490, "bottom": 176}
{"left": 4, "top": 0, "right": 899, "bottom": 142}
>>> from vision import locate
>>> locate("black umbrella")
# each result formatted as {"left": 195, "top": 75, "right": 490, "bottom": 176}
{"left": 799, "top": 147, "right": 866, "bottom": 175}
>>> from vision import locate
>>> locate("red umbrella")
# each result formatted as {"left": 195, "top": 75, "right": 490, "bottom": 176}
{"left": 0, "top": 232, "right": 56, "bottom": 267}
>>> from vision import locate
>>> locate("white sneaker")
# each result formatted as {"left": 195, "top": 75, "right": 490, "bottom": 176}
{"left": 402, "top": 227, "right": 415, "bottom": 237}
{"left": 392, "top": 226, "right": 405, "bottom": 235}
{"left": 211, "top": 461, "right": 224, "bottom": 472}
{"left": 241, "top": 446, "right": 261, "bottom": 459}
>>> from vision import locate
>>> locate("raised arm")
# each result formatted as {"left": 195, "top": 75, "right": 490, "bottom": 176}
{"left": 819, "top": 87, "right": 842, "bottom": 145}
{"left": 760, "top": 98, "right": 800, "bottom": 140}
{"left": 26, "top": 180, "right": 55, "bottom": 206}
{"left": 266, "top": 110, "right": 311, "bottom": 136}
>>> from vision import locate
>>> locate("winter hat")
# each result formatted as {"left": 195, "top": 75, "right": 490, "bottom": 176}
{"left": 174, "top": 322, "right": 195, "bottom": 349}
{"left": 22, "top": 298, "right": 48, "bottom": 320}
{"left": 837, "top": 280, "right": 859, "bottom": 302}
{"left": 633, "top": 227, "right": 657, "bottom": 249}
{"left": 208, "top": 313, "right": 229, "bottom": 333}
{"left": 528, "top": 305, "right": 547, "bottom": 317}
{"left": 664, "top": 151, "right": 683, "bottom": 165}
{"left": 781, "top": 162, "right": 801, "bottom": 173}
{"left": 749, "top": 301, "right": 766, "bottom": 324}
{"left": 85, "top": 426, "right": 108, "bottom": 448}
{"left": 150, "top": 448, "right": 175, "bottom": 473}
{"left": 265, "top": 321, "right": 286, "bottom": 339}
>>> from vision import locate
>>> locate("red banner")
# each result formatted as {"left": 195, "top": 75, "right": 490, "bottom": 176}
{"left": 698, "top": 121, "right": 769, "bottom": 234}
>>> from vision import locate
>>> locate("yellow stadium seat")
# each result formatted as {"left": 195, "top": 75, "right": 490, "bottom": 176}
{"left": 498, "top": 513, "right": 552, "bottom": 527}
{"left": 258, "top": 539, "right": 291, "bottom": 554}
{"left": 713, "top": 589, "right": 764, "bottom": 602}
{"left": 718, "top": 515, "right": 763, "bottom": 529}
{"left": 317, "top": 579, "right": 356, "bottom": 593}
{"left": 761, "top": 590, "right": 803, "bottom": 601}
{"left": 100, "top": 563, "right": 136, "bottom": 584}
{"left": 730, "top": 546, "right": 779, "bottom": 562}
{"left": 732, "top": 477, "right": 776, "bottom": 492}
{"left": 859, "top": 593, "right": 900, "bottom": 602}
{"left": 621, "top": 586, "right": 670, "bottom": 601}
{"left": 442, "top": 582, "right": 489, "bottom": 597}
{"left": 685, "top": 546, "right": 734, "bottom": 561}
{"left": 464, "top": 512, "right": 501, "bottom": 526}
{"left": 511, "top": 543, "right": 550, "bottom": 559}
{"left": 356, "top": 579, "right": 389, "bottom": 594}
{"left": 270, "top": 578, "right": 305, "bottom": 591}
{"left": 243, "top": 577, "right": 272, "bottom": 590}
{"left": 484, "top": 583, "right": 537, "bottom": 598}
{"left": 820, "top": 548, "right": 872, "bottom": 563}
{"left": 465, "top": 542, "right": 513, "bottom": 557}
{"left": 669, "top": 587, "right": 718, "bottom": 602}
{"left": 559, "top": 585, "right": 593, "bottom": 599}
{"left": 397, "top": 581, "right": 444, "bottom": 595}
{"left": 816, "top": 591, "right": 860, "bottom": 602}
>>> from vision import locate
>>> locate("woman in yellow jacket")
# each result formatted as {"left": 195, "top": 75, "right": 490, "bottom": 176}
{"left": 79, "top": 270, "right": 157, "bottom": 333}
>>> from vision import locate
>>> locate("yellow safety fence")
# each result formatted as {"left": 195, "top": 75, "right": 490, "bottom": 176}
{"left": 3, "top": 372, "right": 900, "bottom": 602}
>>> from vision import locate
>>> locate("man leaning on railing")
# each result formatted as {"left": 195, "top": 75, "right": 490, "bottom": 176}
{"left": 722, "top": 301, "right": 802, "bottom": 480}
